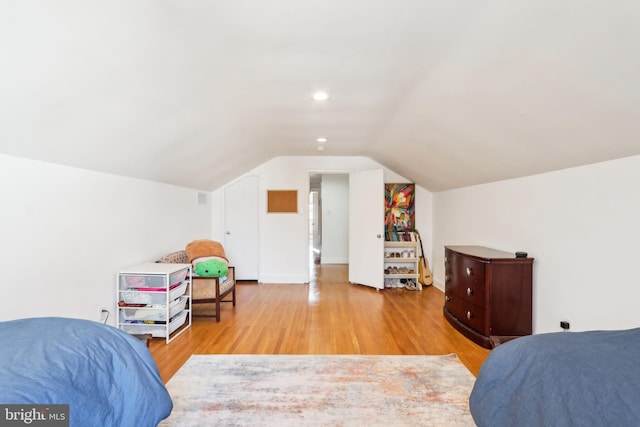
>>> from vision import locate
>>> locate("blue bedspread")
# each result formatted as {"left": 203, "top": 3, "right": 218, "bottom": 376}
{"left": 0, "top": 317, "right": 172, "bottom": 427}
{"left": 470, "top": 328, "right": 640, "bottom": 427}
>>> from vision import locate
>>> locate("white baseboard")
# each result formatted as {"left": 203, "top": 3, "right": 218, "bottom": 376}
{"left": 320, "top": 257, "right": 348, "bottom": 264}
{"left": 433, "top": 279, "right": 445, "bottom": 293}
{"left": 259, "top": 276, "right": 307, "bottom": 284}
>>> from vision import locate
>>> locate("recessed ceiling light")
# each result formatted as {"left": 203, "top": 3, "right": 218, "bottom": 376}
{"left": 316, "top": 137, "right": 328, "bottom": 143}
{"left": 312, "top": 91, "right": 330, "bottom": 101}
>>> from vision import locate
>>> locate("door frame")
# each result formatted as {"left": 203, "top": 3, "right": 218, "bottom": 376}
{"left": 305, "top": 169, "right": 351, "bottom": 282}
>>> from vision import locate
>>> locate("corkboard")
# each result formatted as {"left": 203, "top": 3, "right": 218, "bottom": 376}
{"left": 267, "top": 190, "right": 298, "bottom": 213}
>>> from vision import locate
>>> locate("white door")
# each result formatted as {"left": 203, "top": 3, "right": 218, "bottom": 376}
{"left": 348, "top": 169, "right": 384, "bottom": 289}
{"left": 224, "top": 176, "right": 259, "bottom": 280}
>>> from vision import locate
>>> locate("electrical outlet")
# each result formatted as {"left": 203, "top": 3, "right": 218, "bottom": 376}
{"left": 560, "top": 320, "right": 570, "bottom": 330}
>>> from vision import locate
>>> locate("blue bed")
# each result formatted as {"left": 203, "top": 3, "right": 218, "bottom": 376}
{"left": 470, "top": 328, "right": 640, "bottom": 426}
{"left": 0, "top": 317, "right": 172, "bottom": 426}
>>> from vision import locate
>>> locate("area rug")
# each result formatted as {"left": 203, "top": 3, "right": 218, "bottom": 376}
{"left": 159, "top": 354, "right": 476, "bottom": 426}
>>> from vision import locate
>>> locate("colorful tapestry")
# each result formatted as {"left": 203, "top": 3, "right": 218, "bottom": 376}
{"left": 385, "top": 183, "right": 415, "bottom": 232}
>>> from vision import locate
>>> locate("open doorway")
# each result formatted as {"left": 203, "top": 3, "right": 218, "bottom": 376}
{"left": 309, "top": 175, "right": 322, "bottom": 266}
{"left": 308, "top": 173, "right": 349, "bottom": 270}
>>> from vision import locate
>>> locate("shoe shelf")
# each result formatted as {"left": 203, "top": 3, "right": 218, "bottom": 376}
{"left": 384, "top": 241, "right": 419, "bottom": 287}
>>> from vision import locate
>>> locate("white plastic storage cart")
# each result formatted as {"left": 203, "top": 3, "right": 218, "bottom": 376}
{"left": 117, "top": 262, "right": 192, "bottom": 343}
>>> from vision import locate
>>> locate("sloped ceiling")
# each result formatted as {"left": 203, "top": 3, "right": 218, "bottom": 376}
{"left": 1, "top": 1, "right": 639, "bottom": 192}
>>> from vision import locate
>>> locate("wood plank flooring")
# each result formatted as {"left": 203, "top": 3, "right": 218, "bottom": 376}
{"left": 150, "top": 264, "right": 490, "bottom": 383}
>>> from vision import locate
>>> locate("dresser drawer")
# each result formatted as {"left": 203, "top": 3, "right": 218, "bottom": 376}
{"left": 445, "top": 277, "right": 486, "bottom": 307}
{"left": 445, "top": 251, "right": 486, "bottom": 307}
{"left": 444, "top": 293, "right": 485, "bottom": 334}
{"left": 446, "top": 251, "right": 486, "bottom": 287}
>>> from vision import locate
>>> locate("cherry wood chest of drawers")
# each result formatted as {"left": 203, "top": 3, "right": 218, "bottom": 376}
{"left": 443, "top": 246, "right": 533, "bottom": 348}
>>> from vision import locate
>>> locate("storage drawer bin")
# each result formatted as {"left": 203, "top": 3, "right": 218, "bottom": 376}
{"left": 120, "top": 268, "right": 188, "bottom": 289}
{"left": 120, "top": 296, "right": 188, "bottom": 322}
{"left": 169, "top": 268, "right": 188, "bottom": 286}
{"left": 120, "top": 311, "right": 188, "bottom": 338}
{"left": 120, "top": 282, "right": 188, "bottom": 305}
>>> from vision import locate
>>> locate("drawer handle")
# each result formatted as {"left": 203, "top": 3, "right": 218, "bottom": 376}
{"left": 466, "top": 287, "right": 473, "bottom": 296}
{"left": 466, "top": 267, "right": 473, "bottom": 276}
{"left": 445, "top": 275, "right": 450, "bottom": 282}
{"left": 444, "top": 256, "right": 448, "bottom": 262}
{"left": 467, "top": 311, "right": 472, "bottom": 320}
{"left": 445, "top": 296, "right": 451, "bottom": 302}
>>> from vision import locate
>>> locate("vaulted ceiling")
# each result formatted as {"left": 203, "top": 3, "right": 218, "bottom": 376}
{"left": 2, "top": 1, "right": 639, "bottom": 192}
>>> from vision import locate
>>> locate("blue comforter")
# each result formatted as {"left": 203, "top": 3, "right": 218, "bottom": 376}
{"left": 0, "top": 317, "right": 172, "bottom": 426}
{"left": 470, "top": 328, "right": 640, "bottom": 427}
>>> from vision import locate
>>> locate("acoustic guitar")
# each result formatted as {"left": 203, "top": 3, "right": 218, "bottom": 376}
{"left": 415, "top": 230, "right": 433, "bottom": 286}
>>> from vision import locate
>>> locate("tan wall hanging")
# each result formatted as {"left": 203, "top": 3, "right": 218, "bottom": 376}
{"left": 267, "top": 190, "right": 298, "bottom": 213}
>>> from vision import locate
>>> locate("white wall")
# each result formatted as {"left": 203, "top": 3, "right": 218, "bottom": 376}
{"left": 433, "top": 155, "right": 640, "bottom": 334}
{"left": 211, "top": 156, "right": 430, "bottom": 283}
{"left": 320, "top": 174, "right": 349, "bottom": 264}
{"left": 0, "top": 154, "right": 211, "bottom": 324}
{"left": 414, "top": 185, "right": 434, "bottom": 266}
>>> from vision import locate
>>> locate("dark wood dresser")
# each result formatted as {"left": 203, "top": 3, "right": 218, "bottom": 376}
{"left": 443, "top": 245, "right": 533, "bottom": 348}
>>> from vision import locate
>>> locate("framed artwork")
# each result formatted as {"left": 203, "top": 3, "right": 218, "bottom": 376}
{"left": 385, "top": 183, "right": 415, "bottom": 231}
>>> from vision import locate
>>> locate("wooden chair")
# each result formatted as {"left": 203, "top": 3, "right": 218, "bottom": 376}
{"left": 157, "top": 251, "right": 236, "bottom": 322}
{"left": 191, "top": 267, "right": 236, "bottom": 322}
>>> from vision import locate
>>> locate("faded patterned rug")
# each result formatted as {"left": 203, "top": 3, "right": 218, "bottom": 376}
{"left": 159, "top": 354, "right": 476, "bottom": 426}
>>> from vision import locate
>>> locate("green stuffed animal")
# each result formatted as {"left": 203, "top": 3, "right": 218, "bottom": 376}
{"left": 186, "top": 239, "right": 230, "bottom": 277}
{"left": 193, "top": 258, "right": 228, "bottom": 277}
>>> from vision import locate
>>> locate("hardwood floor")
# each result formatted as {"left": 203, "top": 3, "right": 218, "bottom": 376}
{"left": 150, "top": 263, "right": 490, "bottom": 383}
